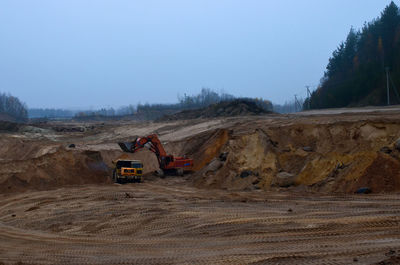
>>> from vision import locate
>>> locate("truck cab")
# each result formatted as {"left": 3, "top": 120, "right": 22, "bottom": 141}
{"left": 112, "top": 159, "right": 143, "bottom": 183}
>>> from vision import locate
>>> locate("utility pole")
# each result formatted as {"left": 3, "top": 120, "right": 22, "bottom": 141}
{"left": 386, "top": 67, "right": 390, "bottom": 105}
{"left": 294, "top": 95, "right": 300, "bottom": 112}
{"left": 306, "top": 86, "right": 311, "bottom": 110}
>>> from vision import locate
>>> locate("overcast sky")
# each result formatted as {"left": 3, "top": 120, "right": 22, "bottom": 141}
{"left": 0, "top": 0, "right": 394, "bottom": 109}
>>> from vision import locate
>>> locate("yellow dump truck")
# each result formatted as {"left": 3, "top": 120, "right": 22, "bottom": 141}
{"left": 112, "top": 159, "right": 143, "bottom": 183}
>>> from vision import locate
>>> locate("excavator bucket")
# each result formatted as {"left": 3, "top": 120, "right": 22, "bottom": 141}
{"left": 118, "top": 142, "right": 135, "bottom": 153}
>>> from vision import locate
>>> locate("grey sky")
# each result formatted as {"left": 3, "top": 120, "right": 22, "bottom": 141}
{"left": 0, "top": 0, "right": 393, "bottom": 109}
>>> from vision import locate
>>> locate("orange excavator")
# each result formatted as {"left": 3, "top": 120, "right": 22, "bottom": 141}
{"left": 118, "top": 134, "right": 193, "bottom": 177}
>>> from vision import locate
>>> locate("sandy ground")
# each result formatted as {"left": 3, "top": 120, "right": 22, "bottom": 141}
{"left": 2, "top": 108, "right": 400, "bottom": 264}
{"left": 0, "top": 178, "right": 400, "bottom": 265}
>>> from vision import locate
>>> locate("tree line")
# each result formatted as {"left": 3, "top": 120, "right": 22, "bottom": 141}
{"left": 74, "top": 88, "right": 273, "bottom": 120}
{"left": 74, "top": 105, "right": 136, "bottom": 119}
{"left": 134, "top": 88, "right": 273, "bottom": 120}
{"left": 29, "top": 108, "right": 77, "bottom": 119}
{"left": 306, "top": 1, "right": 400, "bottom": 109}
{"left": 0, "top": 92, "right": 28, "bottom": 122}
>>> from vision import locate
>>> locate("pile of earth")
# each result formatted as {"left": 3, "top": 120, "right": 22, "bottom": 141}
{"left": 189, "top": 120, "right": 400, "bottom": 193}
{"left": 158, "top": 99, "right": 272, "bottom": 121}
{"left": 0, "top": 145, "right": 110, "bottom": 193}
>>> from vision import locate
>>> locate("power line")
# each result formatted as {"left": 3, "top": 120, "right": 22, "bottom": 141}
{"left": 306, "top": 85, "right": 311, "bottom": 110}
{"left": 294, "top": 95, "right": 302, "bottom": 112}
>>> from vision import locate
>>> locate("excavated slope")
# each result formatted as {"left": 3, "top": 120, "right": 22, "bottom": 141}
{"left": 2, "top": 112, "right": 400, "bottom": 194}
{"left": 191, "top": 119, "right": 400, "bottom": 193}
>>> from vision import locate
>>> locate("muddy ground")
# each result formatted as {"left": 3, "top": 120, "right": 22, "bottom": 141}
{"left": 1, "top": 107, "right": 400, "bottom": 264}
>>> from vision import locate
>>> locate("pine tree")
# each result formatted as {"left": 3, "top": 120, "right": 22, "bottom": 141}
{"left": 307, "top": 1, "right": 400, "bottom": 109}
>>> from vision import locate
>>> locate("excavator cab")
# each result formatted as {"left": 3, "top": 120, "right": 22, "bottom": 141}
{"left": 161, "top": 155, "right": 174, "bottom": 168}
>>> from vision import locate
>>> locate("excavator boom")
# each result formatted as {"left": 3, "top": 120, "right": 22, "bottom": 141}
{"left": 119, "top": 135, "right": 166, "bottom": 154}
{"left": 118, "top": 134, "right": 193, "bottom": 173}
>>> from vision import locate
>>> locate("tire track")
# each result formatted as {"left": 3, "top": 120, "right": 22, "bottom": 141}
{"left": 1, "top": 182, "right": 400, "bottom": 264}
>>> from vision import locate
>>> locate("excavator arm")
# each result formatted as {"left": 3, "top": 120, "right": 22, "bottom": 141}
{"left": 118, "top": 134, "right": 168, "bottom": 167}
{"left": 118, "top": 134, "right": 193, "bottom": 174}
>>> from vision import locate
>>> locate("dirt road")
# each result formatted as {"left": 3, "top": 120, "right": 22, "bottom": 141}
{"left": 1, "top": 178, "right": 400, "bottom": 265}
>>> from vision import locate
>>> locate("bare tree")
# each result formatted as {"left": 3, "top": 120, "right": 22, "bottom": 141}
{"left": 0, "top": 93, "right": 28, "bottom": 121}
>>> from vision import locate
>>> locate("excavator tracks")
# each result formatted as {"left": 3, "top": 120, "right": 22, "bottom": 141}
{"left": 0, "top": 179, "right": 400, "bottom": 264}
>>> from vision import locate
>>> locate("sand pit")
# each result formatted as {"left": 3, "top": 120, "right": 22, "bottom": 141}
{"left": 1, "top": 108, "right": 400, "bottom": 264}
{"left": 3, "top": 110, "right": 400, "bottom": 194}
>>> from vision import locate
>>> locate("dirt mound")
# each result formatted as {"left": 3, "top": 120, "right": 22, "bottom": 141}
{"left": 159, "top": 99, "right": 272, "bottom": 121}
{"left": 0, "top": 138, "right": 60, "bottom": 162}
{"left": 0, "top": 147, "right": 110, "bottom": 193}
{"left": 192, "top": 120, "right": 400, "bottom": 193}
